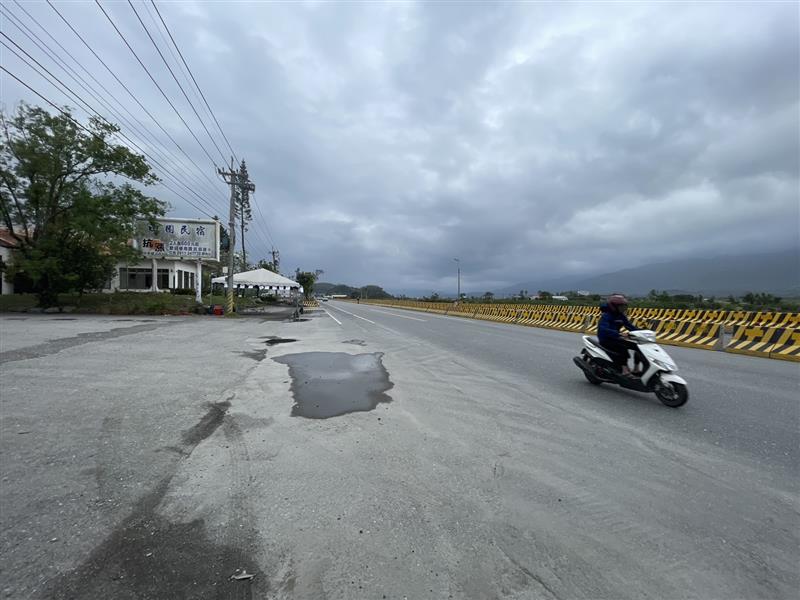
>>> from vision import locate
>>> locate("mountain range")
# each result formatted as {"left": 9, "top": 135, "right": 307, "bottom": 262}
{"left": 501, "top": 248, "right": 799, "bottom": 298}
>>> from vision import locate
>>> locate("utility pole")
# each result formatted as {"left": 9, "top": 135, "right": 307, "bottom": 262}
{"left": 218, "top": 158, "right": 255, "bottom": 314}
{"left": 271, "top": 247, "right": 280, "bottom": 272}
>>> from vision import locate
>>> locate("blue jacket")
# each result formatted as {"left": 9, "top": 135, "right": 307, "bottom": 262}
{"left": 597, "top": 303, "right": 638, "bottom": 342}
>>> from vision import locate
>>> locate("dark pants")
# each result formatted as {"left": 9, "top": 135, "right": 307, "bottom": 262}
{"left": 600, "top": 337, "right": 640, "bottom": 370}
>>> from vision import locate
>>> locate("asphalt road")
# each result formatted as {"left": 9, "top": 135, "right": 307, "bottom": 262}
{"left": 0, "top": 307, "right": 797, "bottom": 599}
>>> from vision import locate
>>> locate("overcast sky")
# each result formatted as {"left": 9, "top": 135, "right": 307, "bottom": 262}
{"left": 2, "top": 1, "right": 798, "bottom": 294}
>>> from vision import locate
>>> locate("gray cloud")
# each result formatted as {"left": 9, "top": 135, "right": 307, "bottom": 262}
{"left": 2, "top": 1, "right": 797, "bottom": 294}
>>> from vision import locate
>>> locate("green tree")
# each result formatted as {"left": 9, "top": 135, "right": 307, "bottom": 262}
{"left": 256, "top": 258, "right": 278, "bottom": 273}
{"left": 0, "top": 104, "right": 164, "bottom": 306}
{"left": 295, "top": 270, "right": 317, "bottom": 299}
{"left": 235, "top": 160, "right": 252, "bottom": 267}
{"left": 483, "top": 291, "right": 494, "bottom": 302}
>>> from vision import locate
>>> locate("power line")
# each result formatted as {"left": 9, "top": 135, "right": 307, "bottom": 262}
{"left": 0, "top": 29, "right": 225, "bottom": 218}
{"left": 251, "top": 190, "right": 278, "bottom": 248}
{"left": 9, "top": 0, "right": 226, "bottom": 208}
{"left": 0, "top": 65, "right": 217, "bottom": 220}
{"left": 141, "top": 0, "right": 209, "bottom": 126}
{"left": 0, "top": 36, "right": 224, "bottom": 218}
{"left": 151, "top": 0, "right": 238, "bottom": 161}
{"left": 46, "top": 0, "right": 229, "bottom": 205}
{"left": 41, "top": 1, "right": 273, "bottom": 261}
{"left": 94, "top": 0, "right": 221, "bottom": 170}
{"left": 127, "top": 0, "right": 227, "bottom": 165}
{"left": 1, "top": 4, "right": 207, "bottom": 203}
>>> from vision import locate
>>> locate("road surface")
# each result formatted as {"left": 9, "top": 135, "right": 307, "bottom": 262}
{"left": 0, "top": 306, "right": 797, "bottom": 599}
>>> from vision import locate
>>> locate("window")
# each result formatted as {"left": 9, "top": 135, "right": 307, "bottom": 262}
{"left": 119, "top": 267, "right": 169, "bottom": 290}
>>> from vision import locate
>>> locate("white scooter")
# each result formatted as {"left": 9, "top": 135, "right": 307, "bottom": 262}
{"left": 573, "top": 329, "right": 689, "bottom": 407}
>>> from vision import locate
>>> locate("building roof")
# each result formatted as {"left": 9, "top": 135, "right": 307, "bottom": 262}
{"left": 211, "top": 268, "right": 300, "bottom": 288}
{"left": 0, "top": 228, "right": 26, "bottom": 249}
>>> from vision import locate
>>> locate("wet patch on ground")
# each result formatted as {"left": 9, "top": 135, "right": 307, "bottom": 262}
{"left": 273, "top": 352, "right": 393, "bottom": 419}
{"left": 262, "top": 337, "right": 297, "bottom": 346}
{"left": 342, "top": 339, "right": 367, "bottom": 346}
{"left": 181, "top": 399, "right": 231, "bottom": 446}
{"left": 43, "top": 477, "right": 264, "bottom": 600}
{"left": 238, "top": 349, "right": 268, "bottom": 361}
{"left": 0, "top": 322, "right": 171, "bottom": 365}
{"left": 44, "top": 396, "right": 263, "bottom": 600}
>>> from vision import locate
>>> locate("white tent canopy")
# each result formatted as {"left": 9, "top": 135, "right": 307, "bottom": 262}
{"left": 212, "top": 268, "right": 300, "bottom": 289}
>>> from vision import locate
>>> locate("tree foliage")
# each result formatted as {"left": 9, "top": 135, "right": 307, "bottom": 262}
{"left": 0, "top": 104, "right": 164, "bottom": 306}
{"left": 256, "top": 258, "right": 278, "bottom": 273}
{"left": 295, "top": 270, "right": 317, "bottom": 299}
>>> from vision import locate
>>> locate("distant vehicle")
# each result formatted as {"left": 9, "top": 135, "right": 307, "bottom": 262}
{"left": 573, "top": 329, "right": 689, "bottom": 408}
{"left": 321, "top": 297, "right": 328, "bottom": 302}
{"left": 552, "top": 295, "right": 569, "bottom": 301}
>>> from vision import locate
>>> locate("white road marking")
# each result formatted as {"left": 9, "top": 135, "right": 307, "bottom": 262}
{"left": 365, "top": 307, "right": 428, "bottom": 322}
{"left": 328, "top": 304, "right": 377, "bottom": 324}
{"left": 323, "top": 309, "right": 342, "bottom": 325}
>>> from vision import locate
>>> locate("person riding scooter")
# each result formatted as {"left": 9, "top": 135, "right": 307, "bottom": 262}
{"left": 597, "top": 294, "right": 641, "bottom": 376}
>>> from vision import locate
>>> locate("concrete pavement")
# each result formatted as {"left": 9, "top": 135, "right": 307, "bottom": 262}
{"left": 0, "top": 308, "right": 797, "bottom": 599}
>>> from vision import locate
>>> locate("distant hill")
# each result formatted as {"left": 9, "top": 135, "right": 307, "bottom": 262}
{"left": 315, "top": 282, "right": 394, "bottom": 299}
{"left": 504, "top": 248, "right": 799, "bottom": 297}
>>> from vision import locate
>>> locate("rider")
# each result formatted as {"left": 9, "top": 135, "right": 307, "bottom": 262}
{"left": 597, "top": 294, "right": 640, "bottom": 376}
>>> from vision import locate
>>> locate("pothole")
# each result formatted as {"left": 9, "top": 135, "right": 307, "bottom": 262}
{"left": 342, "top": 339, "right": 367, "bottom": 346}
{"left": 273, "top": 352, "right": 393, "bottom": 419}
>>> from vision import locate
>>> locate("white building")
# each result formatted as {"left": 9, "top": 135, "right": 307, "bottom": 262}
{"left": 0, "top": 218, "right": 219, "bottom": 298}
{"left": 0, "top": 229, "right": 19, "bottom": 295}
{"left": 106, "top": 259, "right": 204, "bottom": 292}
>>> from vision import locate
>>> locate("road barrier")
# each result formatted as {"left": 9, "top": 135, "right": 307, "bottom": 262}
{"left": 725, "top": 326, "right": 784, "bottom": 358}
{"left": 656, "top": 320, "right": 723, "bottom": 350}
{"left": 352, "top": 299, "right": 797, "bottom": 362}
{"left": 768, "top": 328, "right": 800, "bottom": 362}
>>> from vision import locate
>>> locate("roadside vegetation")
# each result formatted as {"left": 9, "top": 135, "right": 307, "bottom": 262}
{"left": 0, "top": 291, "right": 267, "bottom": 315}
{"left": 412, "top": 290, "right": 799, "bottom": 312}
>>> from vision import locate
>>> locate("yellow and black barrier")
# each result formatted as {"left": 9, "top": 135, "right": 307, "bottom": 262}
{"left": 355, "top": 300, "right": 798, "bottom": 362}
{"left": 768, "top": 328, "right": 800, "bottom": 362}
{"left": 725, "top": 326, "right": 784, "bottom": 358}
{"left": 655, "top": 320, "right": 723, "bottom": 350}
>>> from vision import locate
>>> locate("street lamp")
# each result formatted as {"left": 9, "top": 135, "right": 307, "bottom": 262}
{"left": 453, "top": 258, "right": 460, "bottom": 300}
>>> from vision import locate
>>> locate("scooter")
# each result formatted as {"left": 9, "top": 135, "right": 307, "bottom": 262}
{"left": 572, "top": 329, "right": 689, "bottom": 407}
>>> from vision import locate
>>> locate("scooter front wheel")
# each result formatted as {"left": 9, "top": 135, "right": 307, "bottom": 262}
{"left": 655, "top": 381, "right": 688, "bottom": 408}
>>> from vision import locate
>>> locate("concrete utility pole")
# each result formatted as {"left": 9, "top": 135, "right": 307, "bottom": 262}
{"left": 218, "top": 158, "right": 255, "bottom": 314}
{"left": 271, "top": 247, "right": 280, "bottom": 272}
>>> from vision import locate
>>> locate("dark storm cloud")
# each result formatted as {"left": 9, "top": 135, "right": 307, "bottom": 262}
{"left": 2, "top": 1, "right": 797, "bottom": 294}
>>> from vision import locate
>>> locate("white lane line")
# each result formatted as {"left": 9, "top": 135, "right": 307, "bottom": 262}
{"left": 328, "top": 304, "right": 377, "bottom": 324}
{"left": 365, "top": 307, "right": 427, "bottom": 322}
{"left": 323, "top": 309, "right": 342, "bottom": 325}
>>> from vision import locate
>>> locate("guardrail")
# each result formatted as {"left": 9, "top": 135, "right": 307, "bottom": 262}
{"left": 346, "top": 300, "right": 799, "bottom": 362}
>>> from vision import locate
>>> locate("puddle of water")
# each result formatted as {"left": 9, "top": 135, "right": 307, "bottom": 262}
{"left": 273, "top": 352, "right": 393, "bottom": 419}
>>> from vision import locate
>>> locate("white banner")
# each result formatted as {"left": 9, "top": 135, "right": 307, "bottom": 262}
{"left": 135, "top": 218, "right": 220, "bottom": 261}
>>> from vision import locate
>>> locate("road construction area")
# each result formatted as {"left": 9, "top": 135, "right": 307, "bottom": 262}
{"left": 0, "top": 305, "right": 797, "bottom": 599}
